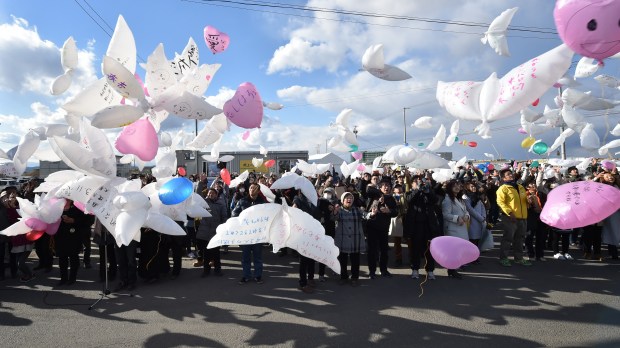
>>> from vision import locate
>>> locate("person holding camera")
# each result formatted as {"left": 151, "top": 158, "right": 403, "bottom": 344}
{"left": 365, "top": 180, "right": 398, "bottom": 279}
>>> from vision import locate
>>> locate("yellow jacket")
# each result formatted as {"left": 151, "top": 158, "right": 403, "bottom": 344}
{"left": 496, "top": 183, "right": 528, "bottom": 219}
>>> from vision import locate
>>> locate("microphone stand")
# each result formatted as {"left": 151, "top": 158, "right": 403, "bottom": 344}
{"left": 89, "top": 219, "right": 131, "bottom": 310}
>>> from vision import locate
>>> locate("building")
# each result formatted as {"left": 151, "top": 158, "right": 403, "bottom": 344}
{"left": 176, "top": 150, "right": 309, "bottom": 177}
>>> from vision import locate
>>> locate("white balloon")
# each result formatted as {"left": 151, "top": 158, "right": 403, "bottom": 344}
{"left": 252, "top": 157, "right": 264, "bottom": 168}
{"left": 366, "top": 64, "right": 412, "bottom": 81}
{"left": 50, "top": 71, "right": 73, "bottom": 96}
{"left": 230, "top": 170, "right": 249, "bottom": 188}
{"left": 102, "top": 55, "right": 145, "bottom": 100}
{"left": 426, "top": 125, "right": 446, "bottom": 152}
{"left": 598, "top": 139, "right": 620, "bottom": 156}
{"left": 259, "top": 145, "right": 269, "bottom": 156}
{"left": 170, "top": 37, "right": 200, "bottom": 79}
{"left": 12, "top": 130, "right": 40, "bottom": 176}
{"left": 547, "top": 128, "right": 575, "bottom": 154}
{"left": 394, "top": 147, "right": 418, "bottom": 165}
{"left": 333, "top": 109, "right": 353, "bottom": 129}
{"left": 562, "top": 88, "right": 619, "bottom": 111}
{"left": 181, "top": 63, "right": 221, "bottom": 96}
{"left": 144, "top": 211, "right": 186, "bottom": 236}
{"left": 611, "top": 124, "right": 620, "bottom": 137}
{"left": 413, "top": 116, "right": 433, "bottom": 129}
{"left": 594, "top": 74, "right": 620, "bottom": 88}
{"left": 90, "top": 105, "right": 144, "bottom": 129}
{"left": 361, "top": 44, "right": 384, "bottom": 70}
{"left": 144, "top": 43, "right": 177, "bottom": 99}
{"left": 270, "top": 172, "right": 317, "bottom": 206}
{"left": 481, "top": 7, "right": 518, "bottom": 57}
{"left": 262, "top": 101, "right": 284, "bottom": 110}
{"left": 259, "top": 183, "right": 276, "bottom": 203}
{"left": 574, "top": 57, "right": 600, "bottom": 78}
{"left": 406, "top": 151, "right": 450, "bottom": 170}
{"left": 580, "top": 124, "right": 600, "bottom": 150}
{"left": 106, "top": 15, "right": 136, "bottom": 74}
{"left": 218, "top": 155, "right": 234, "bottom": 162}
{"left": 62, "top": 78, "right": 123, "bottom": 116}
{"left": 61, "top": 36, "right": 78, "bottom": 70}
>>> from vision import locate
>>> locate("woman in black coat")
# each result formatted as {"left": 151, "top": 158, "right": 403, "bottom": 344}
{"left": 55, "top": 200, "right": 94, "bottom": 286}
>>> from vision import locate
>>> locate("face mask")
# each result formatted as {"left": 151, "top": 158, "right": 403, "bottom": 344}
{"left": 323, "top": 193, "right": 333, "bottom": 199}
{"left": 239, "top": 188, "right": 245, "bottom": 193}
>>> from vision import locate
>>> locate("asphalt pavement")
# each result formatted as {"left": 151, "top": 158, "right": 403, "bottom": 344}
{"left": 1, "top": 224, "right": 619, "bottom": 348}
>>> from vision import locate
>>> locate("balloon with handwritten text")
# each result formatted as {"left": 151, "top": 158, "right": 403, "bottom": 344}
{"left": 203, "top": 26, "right": 230, "bottom": 54}
{"left": 223, "top": 82, "right": 263, "bottom": 129}
{"left": 541, "top": 181, "right": 620, "bottom": 229}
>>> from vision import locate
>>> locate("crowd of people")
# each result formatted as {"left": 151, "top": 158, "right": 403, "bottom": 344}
{"left": 0, "top": 157, "right": 618, "bottom": 294}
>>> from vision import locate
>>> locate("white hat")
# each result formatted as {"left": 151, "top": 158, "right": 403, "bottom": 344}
{"left": 341, "top": 191, "right": 354, "bottom": 202}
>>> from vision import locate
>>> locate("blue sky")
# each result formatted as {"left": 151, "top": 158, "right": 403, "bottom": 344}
{"left": 0, "top": 0, "right": 619, "bottom": 165}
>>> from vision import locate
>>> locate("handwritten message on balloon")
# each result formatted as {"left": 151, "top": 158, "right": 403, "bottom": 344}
{"left": 203, "top": 26, "right": 230, "bottom": 54}
{"left": 223, "top": 82, "right": 263, "bottom": 129}
{"left": 208, "top": 203, "right": 341, "bottom": 273}
{"left": 541, "top": 181, "right": 620, "bottom": 229}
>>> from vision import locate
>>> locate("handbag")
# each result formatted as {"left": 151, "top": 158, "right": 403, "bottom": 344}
{"left": 480, "top": 227, "right": 494, "bottom": 251}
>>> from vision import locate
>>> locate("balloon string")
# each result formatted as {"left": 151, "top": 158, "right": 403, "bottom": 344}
{"left": 418, "top": 240, "right": 430, "bottom": 298}
{"left": 146, "top": 233, "right": 162, "bottom": 271}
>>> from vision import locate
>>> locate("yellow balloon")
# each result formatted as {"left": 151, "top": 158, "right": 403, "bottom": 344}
{"left": 521, "top": 136, "right": 536, "bottom": 148}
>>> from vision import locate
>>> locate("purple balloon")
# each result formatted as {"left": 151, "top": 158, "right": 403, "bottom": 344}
{"left": 430, "top": 236, "right": 480, "bottom": 269}
{"left": 541, "top": 181, "right": 620, "bottom": 229}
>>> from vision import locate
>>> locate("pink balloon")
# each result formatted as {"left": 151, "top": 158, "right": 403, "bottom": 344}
{"left": 430, "top": 236, "right": 480, "bottom": 269}
{"left": 26, "top": 230, "right": 45, "bottom": 242}
{"left": 352, "top": 152, "right": 363, "bottom": 160}
{"left": 242, "top": 130, "right": 250, "bottom": 140}
{"left": 518, "top": 128, "right": 528, "bottom": 134}
{"left": 264, "top": 159, "right": 275, "bottom": 168}
{"left": 24, "top": 218, "right": 48, "bottom": 232}
{"left": 554, "top": 0, "right": 620, "bottom": 61}
{"left": 601, "top": 159, "right": 616, "bottom": 171}
{"left": 45, "top": 219, "right": 61, "bottom": 236}
{"left": 356, "top": 164, "right": 366, "bottom": 172}
{"left": 135, "top": 73, "right": 149, "bottom": 97}
{"left": 541, "top": 181, "right": 620, "bottom": 229}
{"left": 487, "top": 164, "right": 495, "bottom": 171}
{"left": 74, "top": 201, "right": 86, "bottom": 212}
{"left": 204, "top": 26, "right": 230, "bottom": 54}
{"left": 115, "top": 118, "right": 159, "bottom": 161}
{"left": 223, "top": 82, "right": 263, "bottom": 129}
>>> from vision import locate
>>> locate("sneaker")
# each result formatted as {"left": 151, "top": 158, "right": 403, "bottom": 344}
{"left": 238, "top": 278, "right": 248, "bottom": 285}
{"left": 411, "top": 270, "right": 419, "bottom": 279}
{"left": 553, "top": 253, "right": 566, "bottom": 260}
{"left": 427, "top": 271, "right": 436, "bottom": 280}
{"left": 564, "top": 253, "right": 574, "bottom": 260}
{"left": 514, "top": 259, "right": 532, "bottom": 266}
{"left": 499, "top": 259, "right": 512, "bottom": 267}
{"left": 254, "top": 277, "right": 264, "bottom": 284}
{"left": 318, "top": 276, "right": 326, "bottom": 282}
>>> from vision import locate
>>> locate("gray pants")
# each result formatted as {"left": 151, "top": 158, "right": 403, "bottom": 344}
{"left": 499, "top": 219, "right": 527, "bottom": 261}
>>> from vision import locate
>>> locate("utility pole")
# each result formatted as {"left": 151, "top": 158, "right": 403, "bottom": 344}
{"left": 195, "top": 119, "right": 200, "bottom": 174}
{"left": 558, "top": 87, "right": 567, "bottom": 160}
{"left": 403, "top": 107, "right": 410, "bottom": 145}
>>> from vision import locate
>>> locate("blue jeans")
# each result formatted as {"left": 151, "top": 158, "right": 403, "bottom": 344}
{"left": 241, "top": 244, "right": 263, "bottom": 280}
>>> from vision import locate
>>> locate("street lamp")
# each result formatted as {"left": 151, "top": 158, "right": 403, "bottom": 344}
{"left": 403, "top": 107, "right": 410, "bottom": 145}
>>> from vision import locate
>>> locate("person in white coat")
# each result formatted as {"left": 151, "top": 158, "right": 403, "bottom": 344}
{"left": 441, "top": 180, "right": 470, "bottom": 279}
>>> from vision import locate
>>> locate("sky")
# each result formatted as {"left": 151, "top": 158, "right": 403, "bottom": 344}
{"left": 0, "top": 0, "right": 619, "bottom": 167}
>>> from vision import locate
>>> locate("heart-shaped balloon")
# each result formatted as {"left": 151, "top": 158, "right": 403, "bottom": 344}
{"left": 25, "top": 217, "right": 48, "bottom": 232}
{"left": 264, "top": 159, "right": 276, "bottom": 168}
{"left": 223, "top": 82, "right": 263, "bottom": 129}
{"left": 204, "top": 26, "right": 230, "bottom": 54}
{"left": 115, "top": 118, "right": 159, "bottom": 161}
{"left": 352, "top": 152, "right": 363, "bottom": 160}
{"left": 252, "top": 157, "right": 264, "bottom": 168}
